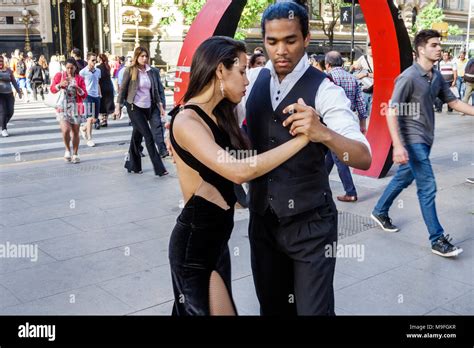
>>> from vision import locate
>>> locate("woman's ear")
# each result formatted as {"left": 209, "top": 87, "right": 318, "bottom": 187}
{"left": 215, "top": 62, "right": 225, "bottom": 80}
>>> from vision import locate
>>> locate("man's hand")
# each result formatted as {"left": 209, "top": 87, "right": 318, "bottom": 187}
{"left": 282, "top": 98, "right": 329, "bottom": 143}
{"left": 393, "top": 145, "right": 409, "bottom": 164}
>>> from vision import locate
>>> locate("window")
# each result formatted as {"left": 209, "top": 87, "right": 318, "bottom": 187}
{"left": 6, "top": 16, "right": 13, "bottom": 24}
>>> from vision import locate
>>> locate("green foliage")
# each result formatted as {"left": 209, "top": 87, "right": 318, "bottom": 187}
{"left": 132, "top": 0, "right": 271, "bottom": 40}
{"left": 413, "top": 1, "right": 462, "bottom": 37}
{"left": 128, "top": 0, "right": 154, "bottom": 5}
{"left": 236, "top": 0, "right": 273, "bottom": 38}
{"left": 412, "top": 1, "right": 444, "bottom": 34}
{"left": 448, "top": 24, "right": 463, "bottom": 36}
{"left": 181, "top": 0, "right": 207, "bottom": 25}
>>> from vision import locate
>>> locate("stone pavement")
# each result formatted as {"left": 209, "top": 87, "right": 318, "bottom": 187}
{"left": 0, "top": 107, "right": 472, "bottom": 316}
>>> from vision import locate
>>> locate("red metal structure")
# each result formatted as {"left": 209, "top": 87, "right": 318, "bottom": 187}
{"left": 173, "top": 0, "right": 413, "bottom": 178}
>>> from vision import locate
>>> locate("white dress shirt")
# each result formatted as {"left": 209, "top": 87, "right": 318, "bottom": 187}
{"left": 238, "top": 55, "right": 371, "bottom": 153}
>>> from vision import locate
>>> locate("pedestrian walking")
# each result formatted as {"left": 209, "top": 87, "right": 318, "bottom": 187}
{"left": 50, "top": 58, "right": 87, "bottom": 163}
{"left": 79, "top": 52, "right": 101, "bottom": 146}
{"left": 97, "top": 53, "right": 115, "bottom": 127}
{"left": 117, "top": 46, "right": 168, "bottom": 176}
{"left": 28, "top": 58, "right": 45, "bottom": 101}
{"left": 0, "top": 55, "right": 22, "bottom": 137}
{"left": 371, "top": 30, "right": 474, "bottom": 257}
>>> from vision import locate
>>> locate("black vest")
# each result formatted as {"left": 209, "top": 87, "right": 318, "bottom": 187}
{"left": 246, "top": 66, "right": 331, "bottom": 218}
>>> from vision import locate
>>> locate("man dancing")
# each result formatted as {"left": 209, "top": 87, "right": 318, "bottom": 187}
{"left": 241, "top": 1, "right": 371, "bottom": 315}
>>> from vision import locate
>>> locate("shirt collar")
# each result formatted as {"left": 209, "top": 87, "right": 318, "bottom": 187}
{"left": 267, "top": 54, "right": 308, "bottom": 83}
{"left": 139, "top": 64, "right": 151, "bottom": 72}
{"left": 413, "top": 62, "right": 433, "bottom": 77}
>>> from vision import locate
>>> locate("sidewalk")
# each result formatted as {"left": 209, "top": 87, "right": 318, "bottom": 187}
{"left": 0, "top": 109, "right": 472, "bottom": 315}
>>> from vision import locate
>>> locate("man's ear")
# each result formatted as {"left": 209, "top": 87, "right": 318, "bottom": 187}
{"left": 215, "top": 62, "right": 225, "bottom": 80}
{"left": 304, "top": 32, "right": 311, "bottom": 49}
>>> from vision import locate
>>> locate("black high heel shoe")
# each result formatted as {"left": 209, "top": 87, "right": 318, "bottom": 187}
{"left": 127, "top": 169, "right": 143, "bottom": 174}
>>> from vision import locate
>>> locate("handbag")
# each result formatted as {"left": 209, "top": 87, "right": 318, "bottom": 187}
{"left": 361, "top": 55, "right": 374, "bottom": 94}
{"left": 44, "top": 72, "right": 65, "bottom": 108}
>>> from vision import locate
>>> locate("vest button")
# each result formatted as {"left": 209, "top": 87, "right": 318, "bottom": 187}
{"left": 269, "top": 195, "right": 274, "bottom": 201}
{"left": 269, "top": 178, "right": 273, "bottom": 182}
{"left": 270, "top": 137, "right": 275, "bottom": 143}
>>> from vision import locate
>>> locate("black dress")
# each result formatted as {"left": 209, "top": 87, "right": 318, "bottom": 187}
{"left": 97, "top": 64, "right": 115, "bottom": 115}
{"left": 168, "top": 104, "right": 238, "bottom": 315}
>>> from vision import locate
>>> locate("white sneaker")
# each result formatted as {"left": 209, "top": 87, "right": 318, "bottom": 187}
{"left": 80, "top": 127, "right": 87, "bottom": 140}
{"left": 71, "top": 154, "right": 80, "bottom": 163}
{"left": 87, "top": 140, "right": 96, "bottom": 147}
{"left": 64, "top": 150, "right": 71, "bottom": 162}
{"left": 1, "top": 129, "right": 9, "bottom": 137}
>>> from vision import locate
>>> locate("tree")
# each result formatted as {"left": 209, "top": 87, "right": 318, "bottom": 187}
{"left": 413, "top": 1, "right": 463, "bottom": 36}
{"left": 312, "top": 0, "right": 344, "bottom": 50}
{"left": 133, "top": 0, "right": 272, "bottom": 40}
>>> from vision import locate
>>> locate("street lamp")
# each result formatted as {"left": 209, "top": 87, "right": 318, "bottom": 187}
{"left": 130, "top": 9, "right": 143, "bottom": 49}
{"left": 103, "top": 22, "right": 110, "bottom": 51}
{"left": 19, "top": 8, "right": 34, "bottom": 52}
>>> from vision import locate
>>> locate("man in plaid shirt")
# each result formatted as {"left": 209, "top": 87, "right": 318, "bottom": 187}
{"left": 324, "top": 50, "right": 368, "bottom": 202}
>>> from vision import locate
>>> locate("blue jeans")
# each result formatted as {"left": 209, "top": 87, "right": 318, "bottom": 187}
{"left": 372, "top": 143, "right": 444, "bottom": 245}
{"left": 456, "top": 76, "right": 465, "bottom": 99}
{"left": 325, "top": 151, "right": 357, "bottom": 196}
{"left": 363, "top": 92, "right": 372, "bottom": 116}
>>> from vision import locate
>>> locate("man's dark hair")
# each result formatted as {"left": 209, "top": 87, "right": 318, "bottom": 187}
{"left": 261, "top": 1, "right": 309, "bottom": 39}
{"left": 413, "top": 29, "right": 441, "bottom": 57}
{"left": 71, "top": 48, "right": 82, "bottom": 59}
{"left": 119, "top": 56, "right": 125, "bottom": 63}
{"left": 86, "top": 52, "right": 97, "bottom": 60}
{"left": 325, "top": 51, "right": 343, "bottom": 67}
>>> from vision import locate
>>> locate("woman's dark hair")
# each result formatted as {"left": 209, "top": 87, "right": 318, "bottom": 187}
{"left": 261, "top": 1, "right": 309, "bottom": 39}
{"left": 249, "top": 53, "right": 265, "bottom": 68}
{"left": 65, "top": 58, "right": 78, "bottom": 75}
{"left": 98, "top": 53, "right": 110, "bottom": 72}
{"left": 183, "top": 36, "right": 249, "bottom": 150}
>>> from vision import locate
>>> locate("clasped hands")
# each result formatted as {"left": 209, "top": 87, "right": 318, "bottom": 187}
{"left": 282, "top": 98, "right": 330, "bottom": 143}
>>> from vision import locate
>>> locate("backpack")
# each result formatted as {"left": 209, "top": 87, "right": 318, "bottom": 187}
{"left": 464, "top": 59, "right": 474, "bottom": 83}
{"left": 16, "top": 60, "right": 26, "bottom": 75}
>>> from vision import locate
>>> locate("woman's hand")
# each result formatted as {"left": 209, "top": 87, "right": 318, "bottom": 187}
{"left": 59, "top": 79, "right": 68, "bottom": 88}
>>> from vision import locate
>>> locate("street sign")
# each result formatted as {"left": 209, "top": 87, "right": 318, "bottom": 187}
{"left": 340, "top": 6, "right": 365, "bottom": 25}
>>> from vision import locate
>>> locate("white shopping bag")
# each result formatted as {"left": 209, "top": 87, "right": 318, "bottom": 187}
{"left": 450, "top": 86, "right": 460, "bottom": 99}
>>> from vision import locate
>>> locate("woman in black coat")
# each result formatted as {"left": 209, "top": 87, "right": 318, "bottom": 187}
{"left": 97, "top": 53, "right": 115, "bottom": 127}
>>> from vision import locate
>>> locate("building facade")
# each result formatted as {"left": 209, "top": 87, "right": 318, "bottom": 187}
{"left": 0, "top": 0, "right": 53, "bottom": 57}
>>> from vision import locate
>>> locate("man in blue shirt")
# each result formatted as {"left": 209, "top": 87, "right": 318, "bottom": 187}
{"left": 79, "top": 52, "right": 101, "bottom": 146}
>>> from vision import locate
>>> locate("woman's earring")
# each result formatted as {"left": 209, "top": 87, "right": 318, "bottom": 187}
{"left": 219, "top": 79, "right": 225, "bottom": 97}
